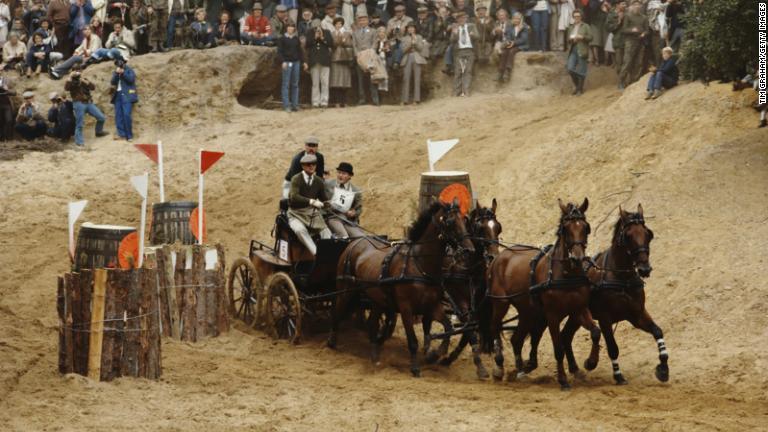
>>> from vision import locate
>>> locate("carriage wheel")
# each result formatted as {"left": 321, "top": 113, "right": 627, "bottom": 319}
{"left": 265, "top": 272, "right": 302, "bottom": 344}
{"left": 227, "top": 257, "right": 261, "bottom": 326}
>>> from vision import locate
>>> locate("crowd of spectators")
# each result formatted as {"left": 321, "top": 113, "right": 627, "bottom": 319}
{"left": 6, "top": 1, "right": 758, "bottom": 143}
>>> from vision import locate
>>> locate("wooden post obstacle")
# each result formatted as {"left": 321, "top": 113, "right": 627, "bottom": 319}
{"left": 145, "top": 244, "right": 229, "bottom": 342}
{"left": 57, "top": 268, "right": 162, "bottom": 381}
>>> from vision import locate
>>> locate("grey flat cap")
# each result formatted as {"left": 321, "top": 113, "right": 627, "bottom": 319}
{"left": 305, "top": 136, "right": 319, "bottom": 145}
{"left": 300, "top": 154, "right": 318, "bottom": 164}
{"left": 276, "top": 4, "right": 288, "bottom": 11}
{"left": 22, "top": 91, "right": 34, "bottom": 99}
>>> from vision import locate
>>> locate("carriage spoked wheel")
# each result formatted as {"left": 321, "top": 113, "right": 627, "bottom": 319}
{"left": 265, "top": 272, "right": 302, "bottom": 344}
{"left": 227, "top": 257, "right": 262, "bottom": 326}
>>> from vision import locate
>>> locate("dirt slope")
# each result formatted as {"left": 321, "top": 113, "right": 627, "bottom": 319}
{"left": 0, "top": 49, "right": 766, "bottom": 431}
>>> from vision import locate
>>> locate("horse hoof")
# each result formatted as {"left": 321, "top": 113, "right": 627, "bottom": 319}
{"left": 655, "top": 364, "right": 669, "bottom": 382}
{"left": 476, "top": 367, "right": 490, "bottom": 380}
{"left": 492, "top": 368, "right": 504, "bottom": 381}
{"left": 614, "top": 374, "right": 629, "bottom": 385}
{"left": 584, "top": 358, "right": 598, "bottom": 371}
{"left": 523, "top": 360, "right": 538, "bottom": 374}
{"left": 425, "top": 350, "right": 440, "bottom": 365}
{"left": 439, "top": 357, "right": 453, "bottom": 367}
{"left": 560, "top": 382, "right": 572, "bottom": 391}
{"left": 515, "top": 371, "right": 528, "bottom": 380}
{"left": 411, "top": 368, "right": 421, "bottom": 378}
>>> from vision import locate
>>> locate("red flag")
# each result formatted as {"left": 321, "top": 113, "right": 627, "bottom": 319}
{"left": 134, "top": 144, "right": 159, "bottom": 164}
{"left": 200, "top": 150, "right": 225, "bottom": 175}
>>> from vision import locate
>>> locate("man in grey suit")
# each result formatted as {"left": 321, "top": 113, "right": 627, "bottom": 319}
{"left": 352, "top": 9, "right": 379, "bottom": 106}
{"left": 324, "top": 162, "right": 365, "bottom": 239}
{"left": 450, "top": 11, "right": 479, "bottom": 97}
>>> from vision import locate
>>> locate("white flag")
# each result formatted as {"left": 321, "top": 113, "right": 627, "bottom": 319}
{"left": 130, "top": 172, "right": 149, "bottom": 199}
{"left": 68, "top": 200, "right": 88, "bottom": 260}
{"left": 427, "top": 138, "right": 460, "bottom": 171}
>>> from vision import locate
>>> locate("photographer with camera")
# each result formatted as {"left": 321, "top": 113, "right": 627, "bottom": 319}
{"left": 65, "top": 64, "right": 108, "bottom": 146}
{"left": 110, "top": 58, "right": 137, "bottom": 141}
{"left": 306, "top": 22, "right": 333, "bottom": 108}
{"left": 46, "top": 92, "right": 75, "bottom": 141}
{"left": 14, "top": 91, "right": 46, "bottom": 141}
{"left": 385, "top": 4, "right": 411, "bottom": 69}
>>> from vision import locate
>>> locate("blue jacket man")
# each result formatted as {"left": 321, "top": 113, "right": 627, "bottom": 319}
{"left": 110, "top": 59, "right": 138, "bottom": 141}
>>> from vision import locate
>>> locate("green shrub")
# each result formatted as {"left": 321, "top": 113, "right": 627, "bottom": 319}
{"left": 679, "top": 0, "right": 759, "bottom": 82}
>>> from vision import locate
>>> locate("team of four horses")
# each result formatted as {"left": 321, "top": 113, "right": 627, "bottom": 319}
{"left": 231, "top": 197, "right": 669, "bottom": 391}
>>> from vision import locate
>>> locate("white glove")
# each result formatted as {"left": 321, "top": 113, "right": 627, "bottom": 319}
{"left": 310, "top": 199, "right": 324, "bottom": 209}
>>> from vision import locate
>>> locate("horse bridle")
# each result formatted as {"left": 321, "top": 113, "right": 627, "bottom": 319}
{"left": 468, "top": 208, "right": 502, "bottom": 264}
{"left": 557, "top": 207, "right": 591, "bottom": 252}
{"left": 436, "top": 204, "right": 473, "bottom": 256}
{"left": 618, "top": 214, "right": 653, "bottom": 260}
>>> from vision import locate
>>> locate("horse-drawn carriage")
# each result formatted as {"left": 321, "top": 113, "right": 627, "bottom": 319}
{"left": 227, "top": 199, "right": 391, "bottom": 343}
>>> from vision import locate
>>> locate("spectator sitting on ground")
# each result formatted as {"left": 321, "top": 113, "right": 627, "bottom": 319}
{"left": 2, "top": 32, "right": 27, "bottom": 73}
{"left": 30, "top": 19, "right": 63, "bottom": 65}
{"left": 25, "top": 32, "right": 49, "bottom": 77}
{"left": 214, "top": 11, "right": 239, "bottom": 46}
{"left": 86, "top": 19, "right": 135, "bottom": 65}
{"left": 645, "top": 46, "right": 678, "bottom": 100}
{"left": 241, "top": 3, "right": 272, "bottom": 46}
{"left": 50, "top": 24, "right": 101, "bottom": 79}
{"left": 15, "top": 90, "right": 46, "bottom": 140}
{"left": 46, "top": 91, "right": 75, "bottom": 141}
{"left": 190, "top": 8, "right": 215, "bottom": 49}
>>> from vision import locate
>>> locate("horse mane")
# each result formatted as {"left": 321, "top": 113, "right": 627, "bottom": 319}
{"left": 408, "top": 202, "right": 446, "bottom": 242}
{"left": 611, "top": 216, "right": 624, "bottom": 245}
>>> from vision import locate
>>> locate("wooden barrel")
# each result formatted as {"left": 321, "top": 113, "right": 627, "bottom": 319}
{"left": 418, "top": 171, "right": 474, "bottom": 214}
{"left": 74, "top": 223, "right": 136, "bottom": 271}
{"left": 149, "top": 201, "right": 197, "bottom": 245}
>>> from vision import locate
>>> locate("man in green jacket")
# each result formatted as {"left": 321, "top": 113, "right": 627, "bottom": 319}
{"left": 618, "top": 0, "right": 649, "bottom": 89}
{"left": 606, "top": 1, "right": 627, "bottom": 87}
{"left": 287, "top": 153, "right": 331, "bottom": 256}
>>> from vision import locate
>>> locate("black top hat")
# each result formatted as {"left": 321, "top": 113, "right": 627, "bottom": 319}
{"left": 336, "top": 162, "right": 354, "bottom": 175}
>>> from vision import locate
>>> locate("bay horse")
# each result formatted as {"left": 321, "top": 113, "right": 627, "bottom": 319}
{"left": 479, "top": 198, "right": 601, "bottom": 390}
{"left": 435, "top": 199, "right": 502, "bottom": 379}
{"left": 559, "top": 204, "right": 668, "bottom": 384}
{"left": 328, "top": 201, "right": 475, "bottom": 377}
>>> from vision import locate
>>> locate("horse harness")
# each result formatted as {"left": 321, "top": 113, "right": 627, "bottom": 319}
{"left": 591, "top": 249, "right": 645, "bottom": 295}
{"left": 528, "top": 244, "right": 591, "bottom": 298}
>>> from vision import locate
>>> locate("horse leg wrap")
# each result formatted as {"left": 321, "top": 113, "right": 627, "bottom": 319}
{"left": 656, "top": 338, "right": 669, "bottom": 360}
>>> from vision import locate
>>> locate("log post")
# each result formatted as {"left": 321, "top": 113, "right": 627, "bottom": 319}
{"left": 216, "top": 245, "right": 229, "bottom": 334}
{"left": 87, "top": 269, "right": 107, "bottom": 381}
{"left": 194, "top": 245, "right": 206, "bottom": 342}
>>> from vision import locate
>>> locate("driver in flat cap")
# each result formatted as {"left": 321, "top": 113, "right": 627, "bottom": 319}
{"left": 282, "top": 135, "right": 326, "bottom": 198}
{"left": 287, "top": 153, "right": 332, "bottom": 256}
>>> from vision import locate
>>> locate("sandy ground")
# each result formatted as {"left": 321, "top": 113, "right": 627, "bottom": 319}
{"left": 1, "top": 49, "right": 767, "bottom": 431}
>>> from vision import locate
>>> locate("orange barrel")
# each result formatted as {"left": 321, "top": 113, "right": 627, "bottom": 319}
{"left": 74, "top": 223, "right": 136, "bottom": 271}
{"left": 418, "top": 171, "right": 474, "bottom": 215}
{"left": 149, "top": 201, "right": 198, "bottom": 245}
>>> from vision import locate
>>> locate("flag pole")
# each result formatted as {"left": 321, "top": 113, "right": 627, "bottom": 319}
{"left": 158, "top": 140, "right": 165, "bottom": 202}
{"left": 198, "top": 149, "right": 203, "bottom": 245}
{"left": 138, "top": 193, "right": 146, "bottom": 268}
